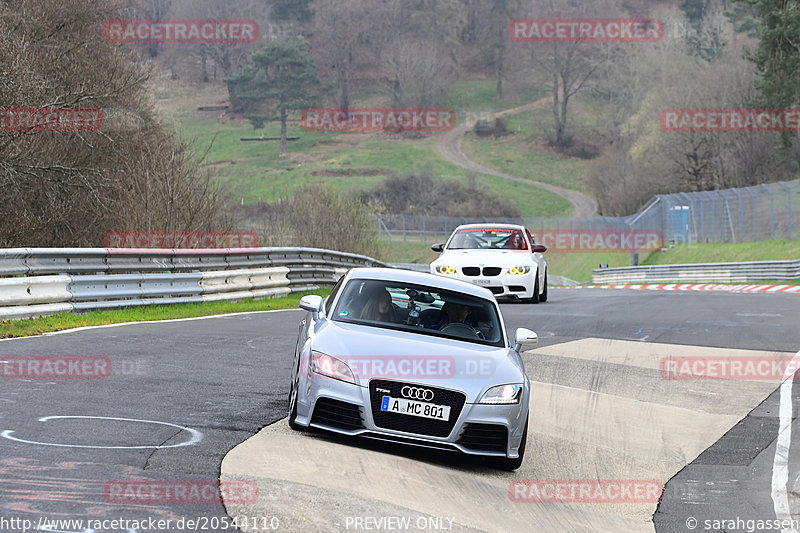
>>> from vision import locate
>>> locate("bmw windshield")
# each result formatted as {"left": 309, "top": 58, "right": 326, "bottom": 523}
{"left": 447, "top": 227, "right": 529, "bottom": 250}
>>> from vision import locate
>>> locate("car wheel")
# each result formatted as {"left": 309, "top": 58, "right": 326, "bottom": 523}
{"left": 287, "top": 368, "right": 304, "bottom": 431}
{"left": 494, "top": 415, "right": 528, "bottom": 471}
{"left": 539, "top": 271, "right": 548, "bottom": 303}
{"left": 527, "top": 275, "right": 540, "bottom": 304}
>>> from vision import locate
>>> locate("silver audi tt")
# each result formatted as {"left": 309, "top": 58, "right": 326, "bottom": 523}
{"left": 287, "top": 267, "right": 538, "bottom": 470}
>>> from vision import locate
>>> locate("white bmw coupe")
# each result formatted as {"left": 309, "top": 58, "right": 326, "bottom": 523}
{"left": 430, "top": 224, "right": 548, "bottom": 303}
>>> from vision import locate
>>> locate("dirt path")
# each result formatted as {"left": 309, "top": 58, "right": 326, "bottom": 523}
{"left": 435, "top": 97, "right": 598, "bottom": 218}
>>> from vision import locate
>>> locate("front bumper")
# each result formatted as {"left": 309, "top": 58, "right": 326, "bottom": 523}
{"left": 295, "top": 374, "right": 529, "bottom": 458}
{"left": 433, "top": 270, "right": 535, "bottom": 299}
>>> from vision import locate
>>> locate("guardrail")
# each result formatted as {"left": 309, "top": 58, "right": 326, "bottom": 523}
{"left": 0, "top": 247, "right": 389, "bottom": 321}
{"left": 592, "top": 259, "right": 800, "bottom": 284}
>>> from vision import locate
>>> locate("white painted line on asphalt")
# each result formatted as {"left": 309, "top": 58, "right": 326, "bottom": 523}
{"left": 0, "top": 415, "right": 203, "bottom": 449}
{"left": 772, "top": 349, "right": 800, "bottom": 533}
{"left": 0, "top": 307, "right": 303, "bottom": 342}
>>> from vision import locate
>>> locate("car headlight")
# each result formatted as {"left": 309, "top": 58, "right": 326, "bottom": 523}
{"left": 435, "top": 265, "right": 457, "bottom": 275}
{"left": 310, "top": 352, "right": 355, "bottom": 384}
{"left": 480, "top": 384, "right": 522, "bottom": 404}
{"left": 507, "top": 266, "right": 531, "bottom": 275}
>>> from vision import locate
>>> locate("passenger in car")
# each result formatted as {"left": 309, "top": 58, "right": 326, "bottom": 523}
{"left": 359, "top": 288, "right": 399, "bottom": 322}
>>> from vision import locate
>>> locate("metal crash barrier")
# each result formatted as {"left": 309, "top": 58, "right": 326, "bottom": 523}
{"left": 0, "top": 247, "right": 388, "bottom": 321}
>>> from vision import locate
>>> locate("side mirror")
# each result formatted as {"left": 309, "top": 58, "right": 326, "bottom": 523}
{"left": 431, "top": 243, "right": 444, "bottom": 252}
{"left": 514, "top": 328, "right": 538, "bottom": 352}
{"left": 532, "top": 244, "right": 547, "bottom": 253}
{"left": 299, "top": 295, "right": 324, "bottom": 318}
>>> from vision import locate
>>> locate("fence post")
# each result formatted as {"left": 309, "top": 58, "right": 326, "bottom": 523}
{"left": 732, "top": 189, "right": 743, "bottom": 243}
{"left": 769, "top": 186, "right": 775, "bottom": 240}
{"left": 781, "top": 182, "right": 793, "bottom": 239}
{"left": 711, "top": 194, "right": 717, "bottom": 243}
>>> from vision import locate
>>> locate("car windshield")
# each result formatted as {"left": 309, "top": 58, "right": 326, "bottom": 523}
{"left": 331, "top": 279, "right": 505, "bottom": 347}
{"left": 447, "top": 227, "right": 528, "bottom": 250}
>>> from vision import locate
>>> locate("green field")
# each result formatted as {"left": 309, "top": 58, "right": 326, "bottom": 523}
{"left": 0, "top": 289, "right": 330, "bottom": 339}
{"left": 155, "top": 80, "right": 572, "bottom": 218}
{"left": 461, "top": 110, "right": 590, "bottom": 192}
{"left": 444, "top": 79, "right": 545, "bottom": 114}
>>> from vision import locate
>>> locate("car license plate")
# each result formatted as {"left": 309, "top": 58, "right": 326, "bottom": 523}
{"left": 472, "top": 279, "right": 491, "bottom": 286}
{"left": 381, "top": 396, "right": 450, "bottom": 421}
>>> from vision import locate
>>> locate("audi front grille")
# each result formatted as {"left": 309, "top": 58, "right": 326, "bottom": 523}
{"left": 369, "top": 379, "right": 466, "bottom": 438}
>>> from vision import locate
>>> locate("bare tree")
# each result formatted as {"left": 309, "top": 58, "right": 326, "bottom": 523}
{"left": 311, "top": 0, "right": 377, "bottom": 111}
{"left": 142, "top": 0, "right": 173, "bottom": 58}
{"left": 166, "top": 0, "right": 267, "bottom": 82}
{"left": 588, "top": 45, "right": 798, "bottom": 215}
{"left": 522, "top": 0, "right": 623, "bottom": 147}
{"left": 0, "top": 0, "right": 233, "bottom": 246}
{"left": 381, "top": 39, "right": 454, "bottom": 107}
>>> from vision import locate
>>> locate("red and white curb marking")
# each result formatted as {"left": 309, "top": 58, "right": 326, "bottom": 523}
{"left": 557, "top": 284, "right": 800, "bottom": 294}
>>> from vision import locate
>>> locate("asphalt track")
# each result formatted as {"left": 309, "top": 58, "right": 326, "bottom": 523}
{"left": 0, "top": 289, "right": 798, "bottom": 532}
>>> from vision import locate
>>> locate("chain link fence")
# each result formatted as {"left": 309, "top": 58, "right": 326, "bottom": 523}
{"left": 377, "top": 180, "right": 800, "bottom": 245}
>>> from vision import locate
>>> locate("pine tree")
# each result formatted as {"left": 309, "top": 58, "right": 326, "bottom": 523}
{"left": 743, "top": 0, "right": 800, "bottom": 144}
{"left": 226, "top": 38, "right": 327, "bottom": 155}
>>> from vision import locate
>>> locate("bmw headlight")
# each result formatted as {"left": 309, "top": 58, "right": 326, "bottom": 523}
{"left": 435, "top": 265, "right": 457, "bottom": 275}
{"left": 310, "top": 352, "right": 355, "bottom": 384}
{"left": 507, "top": 266, "right": 531, "bottom": 275}
{"left": 480, "top": 384, "right": 522, "bottom": 404}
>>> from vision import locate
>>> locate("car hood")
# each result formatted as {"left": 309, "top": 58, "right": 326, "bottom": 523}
{"left": 431, "top": 250, "right": 533, "bottom": 267}
{"left": 313, "top": 320, "right": 526, "bottom": 401}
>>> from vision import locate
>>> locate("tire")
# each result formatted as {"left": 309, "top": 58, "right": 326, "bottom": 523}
{"left": 527, "top": 275, "right": 540, "bottom": 304}
{"left": 287, "top": 368, "right": 304, "bottom": 431}
{"left": 539, "top": 271, "right": 548, "bottom": 303}
{"left": 494, "top": 416, "right": 528, "bottom": 471}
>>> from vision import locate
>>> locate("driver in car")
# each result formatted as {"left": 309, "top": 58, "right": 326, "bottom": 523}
{"left": 429, "top": 302, "right": 485, "bottom": 339}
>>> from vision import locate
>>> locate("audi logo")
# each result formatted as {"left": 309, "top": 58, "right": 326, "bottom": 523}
{"left": 401, "top": 386, "right": 434, "bottom": 401}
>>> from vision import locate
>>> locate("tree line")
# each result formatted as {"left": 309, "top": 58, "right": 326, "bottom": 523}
{"left": 2, "top": 0, "right": 799, "bottom": 251}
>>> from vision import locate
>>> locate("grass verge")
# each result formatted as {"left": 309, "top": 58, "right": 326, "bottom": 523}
{"left": 642, "top": 241, "right": 800, "bottom": 265}
{"left": 0, "top": 289, "right": 330, "bottom": 339}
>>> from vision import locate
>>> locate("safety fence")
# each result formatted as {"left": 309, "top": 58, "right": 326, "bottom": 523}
{"left": 376, "top": 180, "right": 800, "bottom": 245}
{"left": 592, "top": 259, "right": 800, "bottom": 285}
{"left": 0, "top": 248, "right": 388, "bottom": 321}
